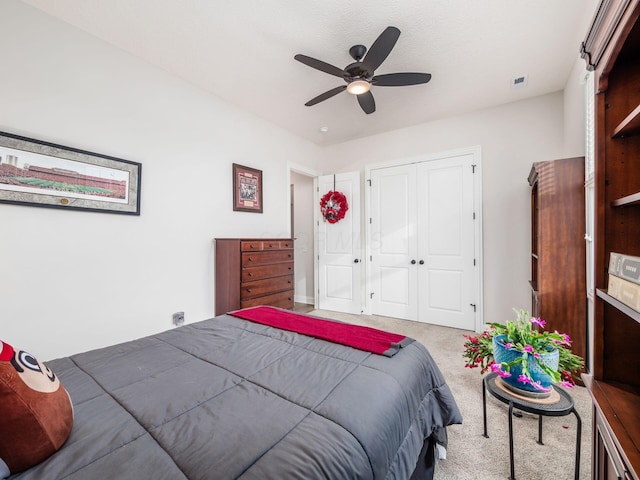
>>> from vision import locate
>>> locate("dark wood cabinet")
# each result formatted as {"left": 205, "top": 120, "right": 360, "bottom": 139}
{"left": 581, "top": 1, "right": 640, "bottom": 478}
{"left": 215, "top": 238, "right": 294, "bottom": 315}
{"left": 528, "top": 157, "right": 587, "bottom": 364}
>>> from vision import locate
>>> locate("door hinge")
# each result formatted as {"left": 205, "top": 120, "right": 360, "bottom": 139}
{"left": 370, "top": 255, "right": 372, "bottom": 261}
{"left": 473, "top": 258, "right": 476, "bottom": 266}
{"left": 470, "top": 303, "right": 477, "bottom": 312}
{"left": 472, "top": 212, "right": 476, "bottom": 220}
{"left": 367, "top": 179, "right": 372, "bottom": 186}
{"left": 369, "top": 217, "right": 372, "bottom": 224}
{"left": 471, "top": 164, "right": 477, "bottom": 173}
{"left": 370, "top": 292, "right": 375, "bottom": 299}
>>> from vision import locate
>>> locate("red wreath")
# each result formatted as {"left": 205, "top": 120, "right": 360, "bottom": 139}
{"left": 320, "top": 190, "right": 349, "bottom": 224}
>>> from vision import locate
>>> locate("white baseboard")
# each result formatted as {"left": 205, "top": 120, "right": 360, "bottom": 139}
{"left": 294, "top": 294, "right": 314, "bottom": 305}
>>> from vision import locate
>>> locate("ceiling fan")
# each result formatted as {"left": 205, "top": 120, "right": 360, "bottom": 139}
{"left": 294, "top": 26, "right": 431, "bottom": 115}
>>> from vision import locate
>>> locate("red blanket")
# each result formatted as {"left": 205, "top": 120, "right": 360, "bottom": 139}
{"left": 228, "top": 306, "right": 414, "bottom": 357}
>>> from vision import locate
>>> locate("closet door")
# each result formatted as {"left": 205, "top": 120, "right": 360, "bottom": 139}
{"left": 416, "top": 155, "right": 475, "bottom": 330}
{"left": 369, "top": 164, "right": 418, "bottom": 320}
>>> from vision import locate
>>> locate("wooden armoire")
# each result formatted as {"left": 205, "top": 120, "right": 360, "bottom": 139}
{"left": 581, "top": 1, "right": 640, "bottom": 478}
{"left": 528, "top": 157, "right": 586, "bottom": 365}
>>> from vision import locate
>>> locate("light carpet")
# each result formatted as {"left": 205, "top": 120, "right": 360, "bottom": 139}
{"left": 310, "top": 309, "right": 591, "bottom": 480}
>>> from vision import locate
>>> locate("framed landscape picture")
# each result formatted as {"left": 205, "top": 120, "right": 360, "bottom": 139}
{"left": 0, "top": 131, "right": 141, "bottom": 215}
{"left": 232, "top": 163, "right": 263, "bottom": 213}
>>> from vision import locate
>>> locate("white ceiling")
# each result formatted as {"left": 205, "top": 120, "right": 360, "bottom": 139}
{"left": 20, "top": 0, "right": 598, "bottom": 146}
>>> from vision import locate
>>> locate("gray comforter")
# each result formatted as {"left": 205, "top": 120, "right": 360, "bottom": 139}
{"left": 11, "top": 313, "right": 461, "bottom": 479}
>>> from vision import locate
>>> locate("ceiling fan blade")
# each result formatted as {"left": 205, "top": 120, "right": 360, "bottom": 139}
{"left": 357, "top": 90, "right": 376, "bottom": 114}
{"left": 362, "top": 26, "right": 401, "bottom": 71}
{"left": 305, "top": 85, "right": 347, "bottom": 106}
{"left": 294, "top": 54, "right": 347, "bottom": 78}
{"left": 372, "top": 72, "right": 432, "bottom": 86}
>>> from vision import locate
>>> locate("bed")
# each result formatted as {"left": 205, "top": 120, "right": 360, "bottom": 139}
{"left": 8, "top": 307, "right": 461, "bottom": 479}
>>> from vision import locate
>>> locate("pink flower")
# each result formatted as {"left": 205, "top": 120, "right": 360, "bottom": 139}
{"left": 496, "top": 370, "right": 511, "bottom": 379}
{"left": 561, "top": 381, "right": 575, "bottom": 389}
{"left": 533, "top": 352, "right": 540, "bottom": 359}
{"left": 523, "top": 345, "right": 534, "bottom": 353}
{"left": 531, "top": 317, "right": 546, "bottom": 328}
{"left": 517, "top": 374, "right": 530, "bottom": 384}
{"left": 530, "top": 381, "right": 551, "bottom": 393}
{"left": 504, "top": 342, "right": 512, "bottom": 349}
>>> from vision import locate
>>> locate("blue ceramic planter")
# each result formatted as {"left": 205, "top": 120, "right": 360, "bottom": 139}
{"left": 492, "top": 334, "right": 559, "bottom": 392}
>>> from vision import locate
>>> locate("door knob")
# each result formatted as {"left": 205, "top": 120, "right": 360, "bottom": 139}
{"left": 411, "top": 259, "right": 416, "bottom": 265}
{"left": 419, "top": 260, "right": 425, "bottom": 265}
{"left": 354, "top": 258, "right": 360, "bottom": 263}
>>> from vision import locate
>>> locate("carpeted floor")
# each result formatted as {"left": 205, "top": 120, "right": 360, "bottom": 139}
{"left": 310, "top": 309, "right": 592, "bottom": 480}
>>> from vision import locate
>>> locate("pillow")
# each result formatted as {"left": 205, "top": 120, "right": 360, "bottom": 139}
{"left": 0, "top": 340, "right": 73, "bottom": 476}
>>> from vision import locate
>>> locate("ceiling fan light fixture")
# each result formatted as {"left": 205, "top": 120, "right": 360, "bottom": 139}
{"left": 346, "top": 80, "right": 371, "bottom": 95}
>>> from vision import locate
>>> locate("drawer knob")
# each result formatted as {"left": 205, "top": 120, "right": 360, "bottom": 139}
{"left": 246, "top": 288, "right": 252, "bottom": 293}
{"left": 288, "top": 267, "right": 292, "bottom": 270}
{"left": 250, "top": 245, "right": 255, "bottom": 249}
{"left": 269, "top": 243, "right": 273, "bottom": 247}
{"left": 248, "top": 257, "right": 253, "bottom": 261}
{"left": 248, "top": 272, "right": 253, "bottom": 277}
{"left": 288, "top": 280, "right": 291, "bottom": 284}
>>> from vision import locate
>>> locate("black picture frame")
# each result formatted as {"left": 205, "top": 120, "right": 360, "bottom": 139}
{"left": 232, "top": 163, "right": 263, "bottom": 213}
{"left": 0, "top": 131, "right": 141, "bottom": 215}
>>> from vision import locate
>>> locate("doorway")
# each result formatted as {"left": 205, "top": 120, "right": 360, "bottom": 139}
{"left": 289, "top": 168, "right": 316, "bottom": 309}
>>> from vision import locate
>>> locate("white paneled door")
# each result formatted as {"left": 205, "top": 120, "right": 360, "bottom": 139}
{"left": 369, "top": 155, "right": 477, "bottom": 330}
{"left": 369, "top": 164, "right": 418, "bottom": 320}
{"left": 317, "top": 172, "right": 362, "bottom": 314}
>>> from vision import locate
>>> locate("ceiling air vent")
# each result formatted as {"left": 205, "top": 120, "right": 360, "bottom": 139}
{"left": 512, "top": 75, "right": 528, "bottom": 88}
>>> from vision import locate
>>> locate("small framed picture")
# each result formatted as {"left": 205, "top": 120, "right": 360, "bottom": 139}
{"left": 232, "top": 163, "right": 263, "bottom": 213}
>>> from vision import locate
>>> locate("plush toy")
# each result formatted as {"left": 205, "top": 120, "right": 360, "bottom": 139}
{"left": 0, "top": 340, "right": 73, "bottom": 476}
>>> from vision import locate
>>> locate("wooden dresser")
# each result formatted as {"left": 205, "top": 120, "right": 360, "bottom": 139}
{"left": 215, "top": 238, "right": 294, "bottom": 315}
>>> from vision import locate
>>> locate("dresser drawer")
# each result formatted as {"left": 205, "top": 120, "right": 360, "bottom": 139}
{"left": 241, "top": 241, "right": 264, "bottom": 251}
{"left": 242, "top": 262, "right": 294, "bottom": 282}
{"left": 242, "top": 251, "right": 293, "bottom": 266}
{"left": 241, "top": 275, "right": 293, "bottom": 300}
{"left": 240, "top": 240, "right": 293, "bottom": 251}
{"left": 240, "top": 289, "right": 294, "bottom": 309}
{"left": 263, "top": 239, "right": 292, "bottom": 250}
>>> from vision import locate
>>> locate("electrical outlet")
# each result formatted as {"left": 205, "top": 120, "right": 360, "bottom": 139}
{"left": 172, "top": 311, "right": 185, "bottom": 326}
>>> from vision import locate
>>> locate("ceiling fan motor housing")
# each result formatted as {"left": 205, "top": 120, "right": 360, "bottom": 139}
{"left": 349, "top": 44, "right": 367, "bottom": 61}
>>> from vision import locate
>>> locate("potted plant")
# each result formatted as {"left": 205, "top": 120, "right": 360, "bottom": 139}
{"left": 463, "top": 309, "right": 584, "bottom": 395}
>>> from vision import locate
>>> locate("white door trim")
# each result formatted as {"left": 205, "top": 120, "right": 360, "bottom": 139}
{"left": 364, "top": 145, "right": 483, "bottom": 332}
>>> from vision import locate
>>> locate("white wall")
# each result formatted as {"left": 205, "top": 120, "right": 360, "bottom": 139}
{"left": 322, "top": 92, "right": 566, "bottom": 327}
{"left": 291, "top": 172, "right": 315, "bottom": 304}
{"left": 0, "top": 1, "right": 322, "bottom": 360}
